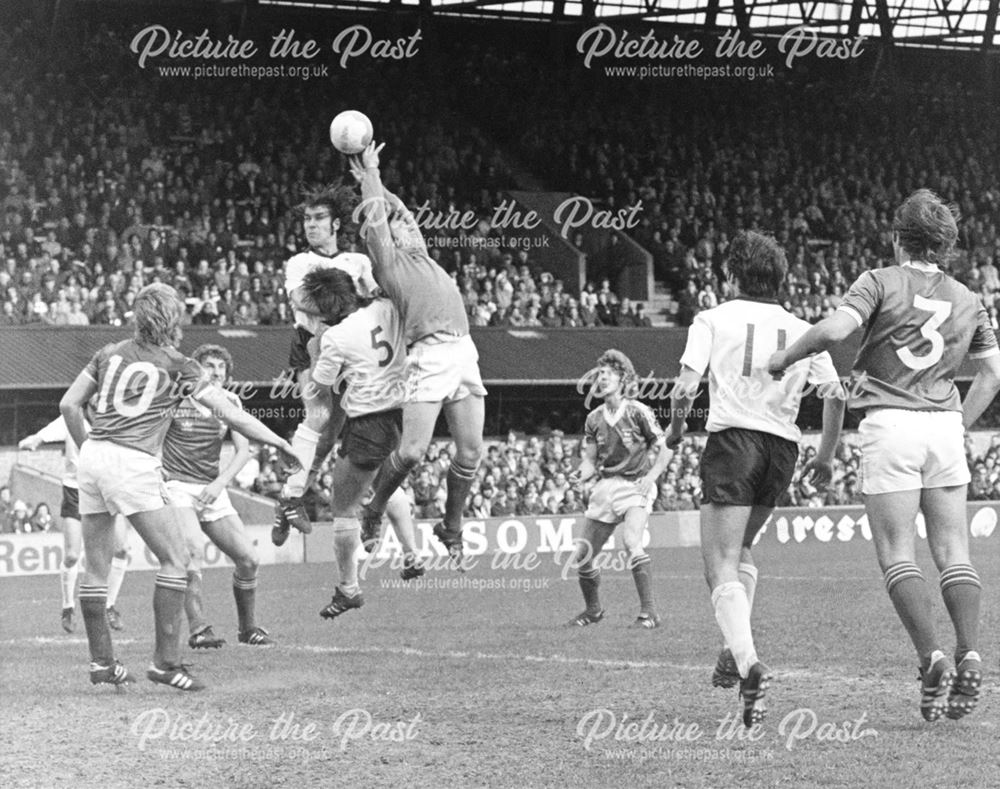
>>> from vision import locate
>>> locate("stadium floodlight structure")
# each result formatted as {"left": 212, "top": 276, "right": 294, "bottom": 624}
{"left": 259, "top": 0, "right": 1000, "bottom": 50}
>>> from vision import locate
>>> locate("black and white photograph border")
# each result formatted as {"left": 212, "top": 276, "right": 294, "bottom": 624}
{"left": 1, "top": 1, "right": 1000, "bottom": 787}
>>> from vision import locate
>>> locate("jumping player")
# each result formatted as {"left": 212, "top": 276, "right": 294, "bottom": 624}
{"left": 299, "top": 267, "right": 423, "bottom": 622}
{"left": 769, "top": 190, "right": 1000, "bottom": 722}
{"left": 60, "top": 283, "right": 301, "bottom": 691}
{"left": 272, "top": 184, "right": 378, "bottom": 547}
{"left": 162, "top": 344, "right": 275, "bottom": 649}
{"left": 19, "top": 414, "right": 130, "bottom": 632}
{"left": 567, "top": 349, "right": 671, "bottom": 630}
{"left": 350, "top": 143, "right": 486, "bottom": 567}
{"left": 671, "top": 230, "right": 845, "bottom": 727}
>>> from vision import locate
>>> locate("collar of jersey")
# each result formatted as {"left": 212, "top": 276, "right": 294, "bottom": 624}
{"left": 733, "top": 296, "right": 780, "bottom": 305}
{"left": 901, "top": 260, "right": 939, "bottom": 273}
{"left": 602, "top": 400, "right": 629, "bottom": 426}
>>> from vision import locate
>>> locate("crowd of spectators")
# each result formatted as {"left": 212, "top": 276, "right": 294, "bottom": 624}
{"left": 14, "top": 22, "right": 1000, "bottom": 335}
{"left": 466, "top": 50, "right": 1000, "bottom": 326}
{"left": 232, "top": 431, "right": 1000, "bottom": 518}
{"left": 0, "top": 486, "right": 54, "bottom": 533}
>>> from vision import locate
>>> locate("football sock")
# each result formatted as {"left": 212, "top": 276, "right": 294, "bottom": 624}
{"left": 368, "top": 452, "right": 417, "bottom": 515}
{"left": 184, "top": 570, "right": 208, "bottom": 635}
{"left": 282, "top": 424, "right": 321, "bottom": 499}
{"left": 60, "top": 560, "right": 79, "bottom": 610}
{"left": 883, "top": 562, "right": 939, "bottom": 662}
{"left": 939, "top": 564, "right": 981, "bottom": 660}
{"left": 578, "top": 567, "right": 601, "bottom": 613}
{"left": 712, "top": 581, "right": 757, "bottom": 678}
{"left": 106, "top": 555, "right": 128, "bottom": 608}
{"left": 79, "top": 585, "right": 112, "bottom": 663}
{"left": 738, "top": 562, "right": 759, "bottom": 611}
{"left": 334, "top": 518, "right": 361, "bottom": 597}
{"left": 443, "top": 460, "right": 478, "bottom": 532}
{"left": 629, "top": 553, "right": 655, "bottom": 613}
{"left": 233, "top": 573, "right": 258, "bottom": 632}
{"left": 153, "top": 574, "right": 188, "bottom": 668}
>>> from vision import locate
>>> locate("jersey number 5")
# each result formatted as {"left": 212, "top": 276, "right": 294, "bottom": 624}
{"left": 370, "top": 326, "right": 395, "bottom": 368}
{"left": 896, "top": 296, "right": 951, "bottom": 371}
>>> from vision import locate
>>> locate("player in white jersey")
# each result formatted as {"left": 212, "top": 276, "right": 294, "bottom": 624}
{"left": 272, "top": 183, "right": 378, "bottom": 547}
{"left": 299, "top": 266, "right": 424, "bottom": 620}
{"left": 19, "top": 412, "right": 131, "bottom": 633}
{"left": 670, "top": 231, "right": 845, "bottom": 727}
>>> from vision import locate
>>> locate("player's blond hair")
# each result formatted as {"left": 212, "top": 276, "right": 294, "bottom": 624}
{"left": 192, "top": 343, "right": 234, "bottom": 379}
{"left": 893, "top": 189, "right": 959, "bottom": 266}
{"left": 134, "top": 283, "right": 184, "bottom": 347}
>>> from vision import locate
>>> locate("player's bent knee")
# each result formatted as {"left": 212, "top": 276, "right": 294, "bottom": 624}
{"left": 64, "top": 553, "right": 80, "bottom": 568}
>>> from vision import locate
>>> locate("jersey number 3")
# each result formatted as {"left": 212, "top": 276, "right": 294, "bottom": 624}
{"left": 897, "top": 296, "right": 951, "bottom": 371}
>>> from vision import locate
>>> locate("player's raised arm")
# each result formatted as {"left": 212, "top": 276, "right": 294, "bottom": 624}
{"left": 59, "top": 369, "right": 98, "bottom": 450}
{"left": 19, "top": 415, "right": 70, "bottom": 450}
{"left": 353, "top": 142, "right": 395, "bottom": 272}
{"left": 768, "top": 311, "right": 859, "bottom": 378}
{"left": 195, "top": 387, "right": 302, "bottom": 474}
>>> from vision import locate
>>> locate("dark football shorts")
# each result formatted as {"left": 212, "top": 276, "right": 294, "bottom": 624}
{"left": 700, "top": 428, "right": 798, "bottom": 508}
{"left": 337, "top": 409, "right": 403, "bottom": 471}
{"left": 60, "top": 485, "right": 81, "bottom": 520}
{"left": 288, "top": 325, "right": 314, "bottom": 373}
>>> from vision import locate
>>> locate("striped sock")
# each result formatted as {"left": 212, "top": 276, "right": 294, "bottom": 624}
{"left": 578, "top": 566, "right": 601, "bottom": 614}
{"left": 940, "top": 564, "right": 982, "bottom": 659}
{"left": 444, "top": 460, "right": 479, "bottom": 532}
{"left": 233, "top": 573, "right": 258, "bottom": 633}
{"left": 629, "top": 554, "right": 654, "bottom": 613}
{"left": 883, "top": 562, "right": 939, "bottom": 662}
{"left": 154, "top": 574, "right": 188, "bottom": 668}
{"left": 79, "top": 584, "right": 112, "bottom": 664}
{"left": 738, "top": 562, "right": 759, "bottom": 611}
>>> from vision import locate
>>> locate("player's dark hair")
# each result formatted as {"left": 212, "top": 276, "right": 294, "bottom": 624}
{"left": 596, "top": 349, "right": 637, "bottom": 391}
{"left": 301, "top": 267, "right": 371, "bottom": 325}
{"left": 192, "top": 343, "right": 234, "bottom": 380}
{"left": 134, "top": 283, "right": 184, "bottom": 347}
{"left": 726, "top": 231, "right": 787, "bottom": 298}
{"left": 893, "top": 189, "right": 959, "bottom": 266}
{"left": 297, "top": 183, "right": 360, "bottom": 228}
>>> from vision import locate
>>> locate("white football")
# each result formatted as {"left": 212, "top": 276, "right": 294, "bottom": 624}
{"left": 329, "top": 110, "right": 374, "bottom": 155}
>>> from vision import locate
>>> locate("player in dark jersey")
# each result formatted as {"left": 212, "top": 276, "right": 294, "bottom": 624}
{"left": 349, "top": 142, "right": 486, "bottom": 569}
{"left": 769, "top": 190, "right": 1000, "bottom": 722}
{"left": 272, "top": 184, "right": 376, "bottom": 547}
{"left": 162, "top": 344, "right": 275, "bottom": 649}
{"left": 60, "top": 284, "right": 301, "bottom": 691}
{"left": 567, "top": 350, "right": 671, "bottom": 629}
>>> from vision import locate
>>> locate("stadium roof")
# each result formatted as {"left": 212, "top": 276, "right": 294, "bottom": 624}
{"left": 0, "top": 325, "right": 864, "bottom": 390}
{"left": 260, "top": 0, "right": 1000, "bottom": 50}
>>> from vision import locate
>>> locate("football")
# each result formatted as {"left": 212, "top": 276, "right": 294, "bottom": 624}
{"left": 329, "top": 110, "right": 374, "bottom": 155}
